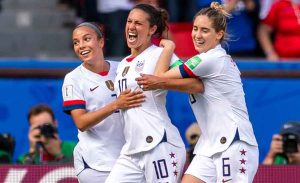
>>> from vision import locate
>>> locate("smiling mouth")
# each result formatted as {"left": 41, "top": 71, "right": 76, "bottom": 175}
{"left": 194, "top": 39, "right": 204, "bottom": 46}
{"left": 80, "top": 50, "right": 90, "bottom": 57}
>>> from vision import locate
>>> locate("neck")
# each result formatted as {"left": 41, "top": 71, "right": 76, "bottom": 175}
{"left": 83, "top": 59, "right": 109, "bottom": 73}
{"left": 131, "top": 42, "right": 152, "bottom": 57}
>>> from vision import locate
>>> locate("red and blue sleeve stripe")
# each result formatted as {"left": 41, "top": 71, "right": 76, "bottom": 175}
{"left": 179, "top": 64, "right": 196, "bottom": 78}
{"left": 63, "top": 100, "right": 86, "bottom": 114}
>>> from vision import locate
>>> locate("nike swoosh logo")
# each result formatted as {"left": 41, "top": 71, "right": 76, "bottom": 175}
{"left": 222, "top": 179, "right": 232, "bottom": 183}
{"left": 90, "top": 86, "right": 99, "bottom": 92}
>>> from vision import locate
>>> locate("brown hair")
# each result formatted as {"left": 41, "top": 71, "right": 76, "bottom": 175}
{"left": 193, "top": 2, "right": 231, "bottom": 42}
{"left": 27, "top": 104, "right": 55, "bottom": 124}
{"left": 132, "top": 3, "right": 169, "bottom": 38}
{"left": 75, "top": 22, "right": 104, "bottom": 40}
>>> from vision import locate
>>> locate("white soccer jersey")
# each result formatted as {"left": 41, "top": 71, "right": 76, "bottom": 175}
{"left": 179, "top": 44, "right": 258, "bottom": 157}
{"left": 62, "top": 61, "right": 125, "bottom": 174}
{"left": 115, "top": 45, "right": 185, "bottom": 155}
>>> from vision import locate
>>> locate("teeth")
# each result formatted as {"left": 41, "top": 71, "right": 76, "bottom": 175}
{"left": 128, "top": 32, "right": 137, "bottom": 36}
{"left": 81, "top": 50, "right": 89, "bottom": 55}
{"left": 195, "top": 40, "right": 204, "bottom": 45}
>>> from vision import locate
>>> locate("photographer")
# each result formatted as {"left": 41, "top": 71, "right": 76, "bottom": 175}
{"left": 17, "top": 104, "right": 76, "bottom": 164}
{"left": 263, "top": 121, "right": 300, "bottom": 165}
{"left": 0, "top": 133, "right": 15, "bottom": 164}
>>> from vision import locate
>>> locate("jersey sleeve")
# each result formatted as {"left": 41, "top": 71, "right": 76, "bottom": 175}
{"left": 179, "top": 54, "right": 221, "bottom": 79}
{"left": 62, "top": 73, "right": 86, "bottom": 114}
{"left": 169, "top": 53, "right": 183, "bottom": 69}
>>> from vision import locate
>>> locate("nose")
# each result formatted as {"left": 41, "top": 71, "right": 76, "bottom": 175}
{"left": 194, "top": 30, "right": 202, "bottom": 39}
{"left": 78, "top": 41, "right": 85, "bottom": 49}
{"left": 127, "top": 22, "right": 135, "bottom": 30}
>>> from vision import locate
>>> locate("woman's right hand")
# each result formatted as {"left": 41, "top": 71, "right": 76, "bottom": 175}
{"left": 159, "top": 39, "right": 176, "bottom": 52}
{"left": 115, "top": 89, "right": 145, "bottom": 109}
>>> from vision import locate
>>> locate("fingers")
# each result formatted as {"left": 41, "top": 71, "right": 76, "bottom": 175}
{"left": 136, "top": 74, "right": 151, "bottom": 89}
{"left": 126, "top": 93, "right": 145, "bottom": 101}
{"left": 121, "top": 88, "right": 132, "bottom": 94}
{"left": 272, "top": 134, "right": 282, "bottom": 141}
{"left": 159, "top": 39, "right": 175, "bottom": 50}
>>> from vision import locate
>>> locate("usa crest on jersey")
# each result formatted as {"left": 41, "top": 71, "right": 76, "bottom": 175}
{"left": 105, "top": 80, "right": 114, "bottom": 91}
{"left": 135, "top": 60, "right": 145, "bottom": 72}
{"left": 122, "top": 66, "right": 130, "bottom": 77}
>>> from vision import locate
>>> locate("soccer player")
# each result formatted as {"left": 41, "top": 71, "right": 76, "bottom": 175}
{"left": 62, "top": 22, "right": 145, "bottom": 183}
{"left": 137, "top": 2, "right": 259, "bottom": 183}
{"left": 105, "top": 4, "right": 203, "bottom": 183}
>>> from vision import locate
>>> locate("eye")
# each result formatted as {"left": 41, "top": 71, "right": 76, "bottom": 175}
{"left": 84, "top": 37, "right": 91, "bottom": 42}
{"left": 135, "top": 21, "right": 142, "bottom": 25}
{"left": 73, "top": 41, "right": 79, "bottom": 46}
{"left": 202, "top": 28, "right": 209, "bottom": 33}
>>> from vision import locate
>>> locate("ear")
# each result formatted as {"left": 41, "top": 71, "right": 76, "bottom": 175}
{"left": 149, "top": 25, "right": 157, "bottom": 36}
{"left": 99, "top": 38, "right": 105, "bottom": 48}
{"left": 216, "top": 30, "right": 224, "bottom": 41}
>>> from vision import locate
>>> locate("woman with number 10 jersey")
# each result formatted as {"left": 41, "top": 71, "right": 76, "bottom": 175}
{"left": 105, "top": 4, "right": 203, "bottom": 183}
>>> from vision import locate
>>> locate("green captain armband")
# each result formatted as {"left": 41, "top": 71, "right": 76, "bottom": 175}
{"left": 169, "top": 59, "right": 183, "bottom": 69}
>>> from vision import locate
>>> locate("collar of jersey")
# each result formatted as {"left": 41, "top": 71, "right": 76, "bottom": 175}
{"left": 126, "top": 57, "right": 135, "bottom": 62}
{"left": 126, "top": 44, "right": 156, "bottom": 63}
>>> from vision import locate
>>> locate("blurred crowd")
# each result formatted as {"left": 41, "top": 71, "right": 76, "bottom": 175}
{"left": 57, "top": 0, "right": 300, "bottom": 61}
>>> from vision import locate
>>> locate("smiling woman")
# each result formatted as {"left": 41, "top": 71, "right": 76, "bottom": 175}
{"left": 61, "top": 22, "right": 145, "bottom": 183}
{"left": 136, "top": 2, "right": 259, "bottom": 183}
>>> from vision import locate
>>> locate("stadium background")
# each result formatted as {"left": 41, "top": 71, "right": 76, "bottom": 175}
{"left": 0, "top": 59, "right": 299, "bottom": 164}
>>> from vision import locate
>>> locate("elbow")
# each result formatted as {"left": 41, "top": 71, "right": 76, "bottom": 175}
{"left": 190, "top": 79, "right": 205, "bottom": 93}
{"left": 190, "top": 85, "right": 204, "bottom": 94}
{"left": 78, "top": 126, "right": 87, "bottom": 132}
{"left": 76, "top": 123, "right": 89, "bottom": 132}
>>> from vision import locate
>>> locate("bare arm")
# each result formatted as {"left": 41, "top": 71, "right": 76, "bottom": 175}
{"left": 136, "top": 73, "right": 203, "bottom": 94}
{"left": 71, "top": 89, "right": 145, "bottom": 131}
{"left": 154, "top": 39, "right": 176, "bottom": 77}
{"left": 257, "top": 23, "right": 279, "bottom": 61}
{"left": 145, "top": 39, "right": 204, "bottom": 93}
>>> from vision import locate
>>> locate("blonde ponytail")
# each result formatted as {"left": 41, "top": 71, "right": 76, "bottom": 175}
{"left": 210, "top": 2, "right": 231, "bottom": 18}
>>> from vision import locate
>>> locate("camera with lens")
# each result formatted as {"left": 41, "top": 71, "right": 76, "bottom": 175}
{"left": 0, "top": 133, "right": 15, "bottom": 163}
{"left": 282, "top": 133, "right": 299, "bottom": 154}
{"left": 36, "top": 123, "right": 57, "bottom": 139}
{"left": 280, "top": 122, "right": 300, "bottom": 154}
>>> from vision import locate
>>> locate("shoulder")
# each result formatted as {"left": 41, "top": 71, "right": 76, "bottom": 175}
{"left": 64, "top": 65, "right": 82, "bottom": 82}
{"left": 64, "top": 65, "right": 82, "bottom": 79}
{"left": 201, "top": 45, "right": 227, "bottom": 61}
{"left": 107, "top": 60, "right": 119, "bottom": 72}
{"left": 149, "top": 45, "right": 179, "bottom": 59}
{"left": 148, "top": 44, "right": 162, "bottom": 55}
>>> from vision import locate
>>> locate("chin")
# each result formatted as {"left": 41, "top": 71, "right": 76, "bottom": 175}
{"left": 194, "top": 47, "right": 203, "bottom": 53}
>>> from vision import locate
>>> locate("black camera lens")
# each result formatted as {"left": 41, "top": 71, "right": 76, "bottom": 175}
{"left": 37, "top": 123, "right": 57, "bottom": 138}
{"left": 282, "top": 134, "right": 299, "bottom": 153}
